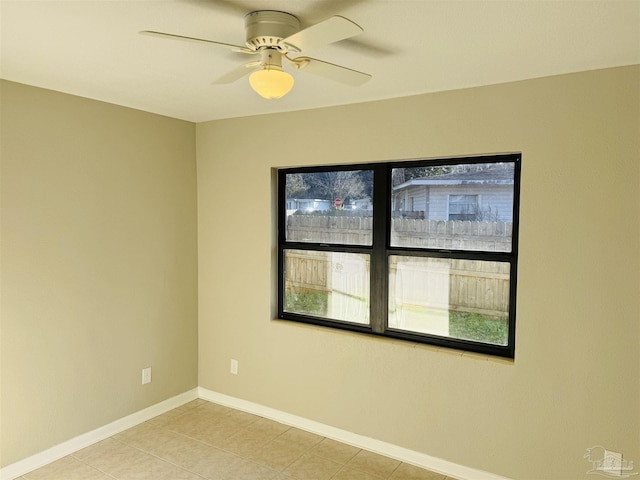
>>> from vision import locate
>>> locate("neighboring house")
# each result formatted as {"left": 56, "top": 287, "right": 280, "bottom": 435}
{"left": 392, "top": 163, "right": 515, "bottom": 222}
{"left": 351, "top": 198, "right": 372, "bottom": 210}
{"left": 286, "top": 197, "right": 372, "bottom": 213}
{"left": 286, "top": 198, "right": 331, "bottom": 213}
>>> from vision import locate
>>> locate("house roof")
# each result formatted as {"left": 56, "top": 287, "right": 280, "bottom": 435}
{"left": 393, "top": 163, "right": 514, "bottom": 191}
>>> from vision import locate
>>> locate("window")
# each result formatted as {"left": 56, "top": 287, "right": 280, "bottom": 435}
{"left": 278, "top": 154, "right": 521, "bottom": 358}
{"left": 449, "top": 194, "right": 478, "bottom": 220}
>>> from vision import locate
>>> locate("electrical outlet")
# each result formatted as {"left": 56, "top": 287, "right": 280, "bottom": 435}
{"left": 142, "top": 367, "right": 152, "bottom": 384}
{"left": 230, "top": 359, "right": 238, "bottom": 375}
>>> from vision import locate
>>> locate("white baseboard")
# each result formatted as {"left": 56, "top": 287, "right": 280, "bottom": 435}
{"left": 0, "top": 388, "right": 199, "bottom": 480}
{"left": 198, "top": 387, "right": 510, "bottom": 480}
{"left": 2, "top": 387, "right": 509, "bottom": 480}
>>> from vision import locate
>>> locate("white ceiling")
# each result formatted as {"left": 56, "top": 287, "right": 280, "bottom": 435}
{"left": 1, "top": 0, "right": 638, "bottom": 123}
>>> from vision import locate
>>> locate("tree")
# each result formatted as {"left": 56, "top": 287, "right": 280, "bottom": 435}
{"left": 307, "top": 171, "right": 366, "bottom": 202}
{"left": 392, "top": 166, "right": 452, "bottom": 186}
{"left": 286, "top": 170, "right": 369, "bottom": 202}
{"left": 285, "top": 173, "right": 308, "bottom": 197}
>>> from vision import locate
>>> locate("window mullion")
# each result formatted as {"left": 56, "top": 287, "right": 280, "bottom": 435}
{"left": 370, "top": 164, "right": 389, "bottom": 334}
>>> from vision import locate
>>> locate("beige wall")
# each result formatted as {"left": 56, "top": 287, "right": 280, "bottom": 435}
{"left": 0, "top": 81, "right": 198, "bottom": 466}
{"left": 196, "top": 66, "right": 639, "bottom": 479}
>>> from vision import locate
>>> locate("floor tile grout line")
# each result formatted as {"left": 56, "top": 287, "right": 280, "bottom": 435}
{"left": 154, "top": 415, "right": 331, "bottom": 475}
{"left": 132, "top": 436, "right": 237, "bottom": 478}
{"left": 114, "top": 425, "right": 319, "bottom": 480}
{"left": 66, "top": 448, "right": 124, "bottom": 480}
{"left": 78, "top": 435, "right": 211, "bottom": 480}
{"left": 387, "top": 460, "right": 403, "bottom": 479}
{"left": 112, "top": 418, "right": 313, "bottom": 479}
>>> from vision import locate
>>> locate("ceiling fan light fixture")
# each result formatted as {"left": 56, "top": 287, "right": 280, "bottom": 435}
{"left": 249, "top": 48, "right": 294, "bottom": 99}
{"left": 249, "top": 67, "right": 294, "bottom": 99}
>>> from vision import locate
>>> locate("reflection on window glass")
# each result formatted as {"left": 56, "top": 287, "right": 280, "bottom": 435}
{"left": 285, "top": 170, "right": 373, "bottom": 246}
{"left": 449, "top": 195, "right": 478, "bottom": 221}
{"left": 284, "top": 249, "right": 370, "bottom": 325}
{"left": 390, "top": 162, "right": 515, "bottom": 252}
{"left": 388, "top": 256, "right": 510, "bottom": 345}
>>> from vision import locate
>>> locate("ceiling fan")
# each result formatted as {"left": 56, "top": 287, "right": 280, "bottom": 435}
{"left": 140, "top": 10, "right": 372, "bottom": 99}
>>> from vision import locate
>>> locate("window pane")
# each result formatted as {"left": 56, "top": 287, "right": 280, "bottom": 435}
{"left": 391, "top": 162, "right": 515, "bottom": 252}
{"left": 284, "top": 249, "right": 370, "bottom": 325}
{"left": 388, "top": 256, "right": 510, "bottom": 345}
{"left": 285, "top": 170, "right": 373, "bottom": 245}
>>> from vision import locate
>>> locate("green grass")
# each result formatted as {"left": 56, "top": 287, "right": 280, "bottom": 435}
{"left": 286, "top": 290, "right": 508, "bottom": 345}
{"left": 449, "top": 311, "right": 508, "bottom": 345}
{"left": 284, "top": 291, "right": 328, "bottom": 317}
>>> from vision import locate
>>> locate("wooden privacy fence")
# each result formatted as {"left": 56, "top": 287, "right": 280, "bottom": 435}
{"left": 286, "top": 213, "right": 373, "bottom": 245}
{"left": 286, "top": 215, "right": 512, "bottom": 318}
{"left": 391, "top": 218, "right": 512, "bottom": 252}
{"left": 287, "top": 214, "right": 512, "bottom": 252}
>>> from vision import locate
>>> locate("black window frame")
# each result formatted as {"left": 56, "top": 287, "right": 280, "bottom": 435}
{"left": 277, "top": 154, "right": 521, "bottom": 358}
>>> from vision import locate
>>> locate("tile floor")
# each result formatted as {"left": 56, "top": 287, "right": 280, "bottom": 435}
{"left": 18, "top": 399, "right": 453, "bottom": 480}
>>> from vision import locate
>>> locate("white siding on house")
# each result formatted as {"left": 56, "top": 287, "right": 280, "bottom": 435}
{"left": 401, "top": 185, "right": 513, "bottom": 222}
{"left": 395, "top": 187, "right": 428, "bottom": 213}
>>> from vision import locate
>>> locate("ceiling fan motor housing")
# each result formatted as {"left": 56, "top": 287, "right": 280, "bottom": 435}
{"left": 244, "top": 10, "right": 300, "bottom": 51}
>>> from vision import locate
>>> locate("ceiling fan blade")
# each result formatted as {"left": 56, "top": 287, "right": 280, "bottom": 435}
{"left": 282, "top": 16, "right": 363, "bottom": 52}
{"left": 139, "top": 30, "right": 254, "bottom": 54}
{"left": 292, "top": 56, "right": 371, "bottom": 86}
{"left": 212, "top": 61, "right": 260, "bottom": 84}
